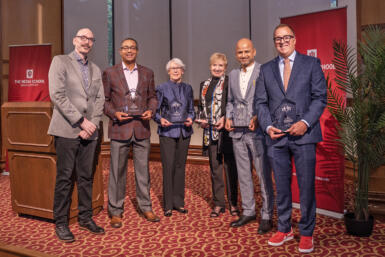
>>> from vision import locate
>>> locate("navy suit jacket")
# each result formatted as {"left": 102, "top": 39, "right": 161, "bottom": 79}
{"left": 255, "top": 52, "right": 327, "bottom": 147}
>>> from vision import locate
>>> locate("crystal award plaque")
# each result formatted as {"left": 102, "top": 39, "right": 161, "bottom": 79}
{"left": 196, "top": 106, "right": 215, "bottom": 126}
{"left": 122, "top": 88, "right": 143, "bottom": 118}
{"left": 232, "top": 102, "right": 251, "bottom": 128}
{"left": 272, "top": 98, "right": 297, "bottom": 132}
{"left": 164, "top": 99, "right": 187, "bottom": 124}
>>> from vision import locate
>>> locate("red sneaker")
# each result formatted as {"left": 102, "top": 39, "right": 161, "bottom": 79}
{"left": 268, "top": 229, "right": 294, "bottom": 246}
{"left": 299, "top": 236, "right": 314, "bottom": 253}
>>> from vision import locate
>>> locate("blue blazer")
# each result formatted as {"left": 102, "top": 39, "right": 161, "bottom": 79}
{"left": 155, "top": 80, "right": 195, "bottom": 138}
{"left": 255, "top": 52, "right": 327, "bottom": 147}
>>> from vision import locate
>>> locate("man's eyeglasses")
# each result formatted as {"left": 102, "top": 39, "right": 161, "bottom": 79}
{"left": 273, "top": 35, "right": 294, "bottom": 43}
{"left": 76, "top": 35, "right": 96, "bottom": 43}
{"left": 120, "top": 46, "right": 137, "bottom": 51}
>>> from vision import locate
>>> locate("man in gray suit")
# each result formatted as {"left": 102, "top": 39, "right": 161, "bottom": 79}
{"left": 48, "top": 28, "right": 105, "bottom": 243}
{"left": 225, "top": 38, "right": 274, "bottom": 234}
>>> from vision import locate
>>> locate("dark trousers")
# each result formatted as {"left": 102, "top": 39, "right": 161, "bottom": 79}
{"left": 159, "top": 135, "right": 190, "bottom": 211}
{"left": 207, "top": 142, "right": 238, "bottom": 208}
{"left": 108, "top": 137, "right": 152, "bottom": 216}
{"left": 53, "top": 136, "right": 97, "bottom": 226}
{"left": 268, "top": 141, "right": 316, "bottom": 236}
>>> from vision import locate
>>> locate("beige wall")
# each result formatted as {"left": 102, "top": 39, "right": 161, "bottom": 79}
{"left": 1, "top": 0, "right": 62, "bottom": 103}
{"left": 1, "top": 0, "right": 62, "bottom": 169}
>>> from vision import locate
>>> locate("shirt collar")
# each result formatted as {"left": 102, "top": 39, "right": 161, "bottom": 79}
{"left": 279, "top": 50, "right": 296, "bottom": 63}
{"left": 122, "top": 62, "right": 138, "bottom": 72}
{"left": 240, "top": 61, "right": 255, "bottom": 73}
{"left": 73, "top": 50, "right": 88, "bottom": 65}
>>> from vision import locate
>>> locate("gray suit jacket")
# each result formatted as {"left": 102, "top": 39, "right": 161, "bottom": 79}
{"left": 255, "top": 52, "right": 327, "bottom": 146}
{"left": 226, "top": 62, "right": 264, "bottom": 139}
{"left": 48, "top": 51, "right": 105, "bottom": 140}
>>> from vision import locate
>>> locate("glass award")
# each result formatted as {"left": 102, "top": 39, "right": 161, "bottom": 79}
{"left": 232, "top": 102, "right": 251, "bottom": 128}
{"left": 272, "top": 98, "right": 297, "bottom": 132}
{"left": 122, "top": 88, "right": 144, "bottom": 118}
{"left": 196, "top": 106, "right": 214, "bottom": 126}
{"left": 164, "top": 99, "right": 187, "bottom": 124}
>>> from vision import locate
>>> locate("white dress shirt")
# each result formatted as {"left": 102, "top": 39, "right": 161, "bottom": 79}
{"left": 239, "top": 62, "right": 255, "bottom": 98}
{"left": 122, "top": 62, "right": 138, "bottom": 97}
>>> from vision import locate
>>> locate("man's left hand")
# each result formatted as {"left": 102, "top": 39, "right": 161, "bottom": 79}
{"left": 79, "top": 130, "right": 91, "bottom": 139}
{"left": 286, "top": 121, "right": 308, "bottom": 136}
{"left": 248, "top": 116, "right": 257, "bottom": 131}
{"left": 141, "top": 110, "right": 152, "bottom": 120}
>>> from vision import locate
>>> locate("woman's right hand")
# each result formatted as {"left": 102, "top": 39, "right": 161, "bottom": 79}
{"left": 160, "top": 118, "right": 172, "bottom": 127}
{"left": 199, "top": 120, "right": 209, "bottom": 129}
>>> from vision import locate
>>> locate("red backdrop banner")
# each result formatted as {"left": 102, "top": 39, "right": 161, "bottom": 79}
{"left": 281, "top": 8, "right": 346, "bottom": 215}
{"left": 8, "top": 44, "right": 51, "bottom": 102}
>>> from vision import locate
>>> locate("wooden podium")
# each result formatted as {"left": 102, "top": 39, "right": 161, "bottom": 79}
{"left": 1, "top": 102, "right": 104, "bottom": 223}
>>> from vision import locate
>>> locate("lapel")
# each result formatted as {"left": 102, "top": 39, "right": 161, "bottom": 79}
{"left": 244, "top": 62, "right": 258, "bottom": 99}
{"left": 137, "top": 64, "right": 144, "bottom": 93}
{"left": 69, "top": 52, "right": 87, "bottom": 94}
{"left": 233, "top": 69, "right": 241, "bottom": 99}
{"left": 117, "top": 63, "right": 129, "bottom": 95}
{"left": 286, "top": 52, "right": 302, "bottom": 93}
{"left": 88, "top": 62, "right": 93, "bottom": 90}
{"left": 272, "top": 56, "right": 285, "bottom": 95}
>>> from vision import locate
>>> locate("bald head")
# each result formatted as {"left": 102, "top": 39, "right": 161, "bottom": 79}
{"left": 73, "top": 28, "right": 95, "bottom": 59}
{"left": 235, "top": 38, "right": 256, "bottom": 69}
{"left": 75, "top": 28, "right": 94, "bottom": 37}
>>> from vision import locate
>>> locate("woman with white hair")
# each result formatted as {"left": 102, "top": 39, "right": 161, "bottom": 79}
{"left": 154, "top": 58, "right": 195, "bottom": 217}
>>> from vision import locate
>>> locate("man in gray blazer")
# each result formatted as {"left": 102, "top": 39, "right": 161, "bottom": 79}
{"left": 48, "top": 28, "right": 105, "bottom": 243}
{"left": 255, "top": 24, "right": 327, "bottom": 253}
{"left": 225, "top": 38, "right": 274, "bottom": 233}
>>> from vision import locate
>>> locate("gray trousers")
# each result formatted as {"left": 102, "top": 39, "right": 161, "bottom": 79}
{"left": 108, "top": 136, "right": 152, "bottom": 217}
{"left": 232, "top": 132, "right": 274, "bottom": 219}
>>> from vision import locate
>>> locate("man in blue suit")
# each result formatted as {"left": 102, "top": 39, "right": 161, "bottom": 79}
{"left": 255, "top": 24, "right": 327, "bottom": 253}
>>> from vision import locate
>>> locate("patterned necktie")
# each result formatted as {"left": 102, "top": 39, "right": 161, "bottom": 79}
{"left": 283, "top": 58, "right": 291, "bottom": 91}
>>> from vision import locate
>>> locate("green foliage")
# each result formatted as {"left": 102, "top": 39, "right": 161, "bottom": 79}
{"left": 327, "top": 26, "right": 385, "bottom": 221}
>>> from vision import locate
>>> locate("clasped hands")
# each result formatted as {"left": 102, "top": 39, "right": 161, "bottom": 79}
{"left": 225, "top": 116, "right": 258, "bottom": 132}
{"left": 196, "top": 116, "right": 225, "bottom": 130}
{"left": 114, "top": 109, "right": 153, "bottom": 122}
{"left": 160, "top": 117, "right": 193, "bottom": 127}
{"left": 267, "top": 120, "right": 308, "bottom": 140}
{"left": 78, "top": 118, "right": 96, "bottom": 140}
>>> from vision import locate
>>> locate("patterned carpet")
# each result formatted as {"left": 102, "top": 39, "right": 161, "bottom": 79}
{"left": 0, "top": 159, "right": 385, "bottom": 256}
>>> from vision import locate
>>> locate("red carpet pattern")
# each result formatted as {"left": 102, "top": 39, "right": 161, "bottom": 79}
{"left": 0, "top": 159, "right": 385, "bottom": 256}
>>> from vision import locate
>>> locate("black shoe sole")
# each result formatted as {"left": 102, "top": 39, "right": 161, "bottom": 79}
{"left": 56, "top": 234, "right": 75, "bottom": 243}
{"left": 79, "top": 226, "right": 105, "bottom": 235}
{"left": 257, "top": 228, "right": 272, "bottom": 235}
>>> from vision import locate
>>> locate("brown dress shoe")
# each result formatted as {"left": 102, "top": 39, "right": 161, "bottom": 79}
{"left": 110, "top": 216, "right": 122, "bottom": 228}
{"left": 143, "top": 211, "right": 160, "bottom": 222}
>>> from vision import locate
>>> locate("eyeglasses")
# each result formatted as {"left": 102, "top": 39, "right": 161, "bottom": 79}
{"left": 169, "top": 67, "right": 183, "bottom": 71}
{"left": 120, "top": 46, "right": 137, "bottom": 51}
{"left": 273, "top": 35, "right": 294, "bottom": 43}
{"left": 76, "top": 35, "right": 96, "bottom": 43}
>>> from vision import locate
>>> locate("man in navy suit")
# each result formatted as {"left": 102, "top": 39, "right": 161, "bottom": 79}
{"left": 255, "top": 24, "right": 327, "bottom": 253}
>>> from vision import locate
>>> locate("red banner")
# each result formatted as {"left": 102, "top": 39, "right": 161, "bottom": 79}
{"left": 281, "top": 8, "right": 346, "bottom": 216}
{"left": 8, "top": 44, "right": 51, "bottom": 102}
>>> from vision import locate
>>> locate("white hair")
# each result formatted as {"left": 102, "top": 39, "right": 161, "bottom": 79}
{"left": 166, "top": 58, "right": 186, "bottom": 71}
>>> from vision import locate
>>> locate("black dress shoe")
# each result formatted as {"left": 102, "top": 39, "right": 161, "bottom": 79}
{"left": 79, "top": 219, "right": 105, "bottom": 235}
{"left": 55, "top": 225, "right": 75, "bottom": 243}
{"left": 173, "top": 207, "right": 188, "bottom": 214}
{"left": 230, "top": 215, "right": 256, "bottom": 227}
{"left": 258, "top": 219, "right": 273, "bottom": 234}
